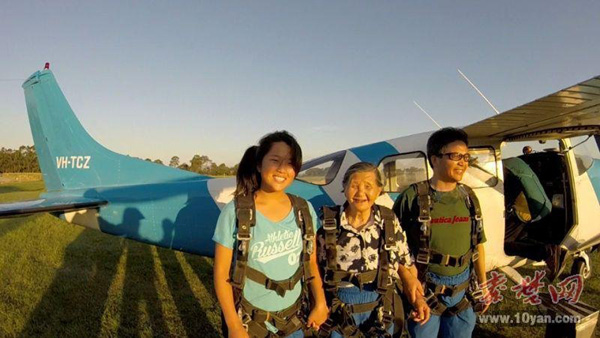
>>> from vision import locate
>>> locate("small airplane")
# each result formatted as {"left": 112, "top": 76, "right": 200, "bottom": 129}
{"left": 1, "top": 65, "right": 599, "bottom": 290}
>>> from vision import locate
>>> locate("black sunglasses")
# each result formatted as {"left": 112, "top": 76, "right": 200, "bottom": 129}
{"left": 437, "top": 152, "right": 471, "bottom": 162}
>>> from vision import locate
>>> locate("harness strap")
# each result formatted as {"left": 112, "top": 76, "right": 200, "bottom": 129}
{"left": 428, "top": 248, "right": 476, "bottom": 268}
{"left": 412, "top": 181, "right": 486, "bottom": 316}
{"left": 240, "top": 297, "right": 304, "bottom": 337}
{"left": 425, "top": 278, "right": 470, "bottom": 298}
{"left": 458, "top": 184, "right": 484, "bottom": 248}
{"left": 322, "top": 205, "right": 340, "bottom": 274}
{"left": 245, "top": 265, "right": 303, "bottom": 297}
{"left": 414, "top": 181, "right": 432, "bottom": 283}
{"left": 231, "top": 194, "right": 256, "bottom": 291}
{"left": 230, "top": 194, "right": 314, "bottom": 337}
{"left": 318, "top": 205, "right": 400, "bottom": 337}
{"left": 323, "top": 270, "right": 378, "bottom": 290}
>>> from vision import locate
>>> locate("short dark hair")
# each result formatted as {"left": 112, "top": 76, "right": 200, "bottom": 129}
{"left": 235, "top": 131, "right": 302, "bottom": 196}
{"left": 426, "top": 127, "right": 469, "bottom": 167}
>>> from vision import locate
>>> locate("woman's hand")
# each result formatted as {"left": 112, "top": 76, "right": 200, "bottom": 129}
{"left": 228, "top": 324, "right": 249, "bottom": 338}
{"left": 404, "top": 276, "right": 425, "bottom": 304}
{"left": 410, "top": 297, "right": 431, "bottom": 325}
{"left": 307, "top": 302, "right": 329, "bottom": 330}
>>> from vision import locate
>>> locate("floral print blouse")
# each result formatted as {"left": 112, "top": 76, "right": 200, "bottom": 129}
{"left": 317, "top": 206, "right": 414, "bottom": 280}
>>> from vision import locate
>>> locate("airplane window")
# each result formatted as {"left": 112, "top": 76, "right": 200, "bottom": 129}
{"left": 501, "top": 140, "right": 560, "bottom": 158}
{"left": 296, "top": 151, "right": 345, "bottom": 185}
{"left": 568, "top": 135, "right": 600, "bottom": 176}
{"left": 378, "top": 152, "right": 428, "bottom": 193}
{"left": 462, "top": 147, "right": 499, "bottom": 188}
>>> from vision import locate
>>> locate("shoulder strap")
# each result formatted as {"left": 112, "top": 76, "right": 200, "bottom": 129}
{"left": 376, "top": 205, "right": 395, "bottom": 293}
{"left": 378, "top": 205, "right": 396, "bottom": 250}
{"left": 321, "top": 205, "right": 341, "bottom": 284}
{"left": 288, "top": 194, "right": 316, "bottom": 283}
{"left": 230, "top": 194, "right": 256, "bottom": 302}
{"left": 458, "top": 184, "right": 484, "bottom": 251}
{"left": 413, "top": 181, "right": 432, "bottom": 269}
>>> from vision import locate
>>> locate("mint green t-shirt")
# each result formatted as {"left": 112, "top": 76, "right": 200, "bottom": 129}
{"left": 393, "top": 184, "right": 486, "bottom": 276}
{"left": 212, "top": 199, "right": 319, "bottom": 312}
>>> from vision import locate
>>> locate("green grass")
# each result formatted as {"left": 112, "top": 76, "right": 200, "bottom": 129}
{"left": 0, "top": 181, "right": 598, "bottom": 337}
{"left": 0, "top": 181, "right": 221, "bottom": 337}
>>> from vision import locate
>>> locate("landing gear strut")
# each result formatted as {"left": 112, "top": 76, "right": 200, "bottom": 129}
{"left": 571, "top": 251, "right": 591, "bottom": 279}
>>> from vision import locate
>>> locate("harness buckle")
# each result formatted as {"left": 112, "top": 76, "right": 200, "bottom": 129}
{"left": 471, "top": 287, "right": 484, "bottom": 301}
{"left": 236, "top": 231, "right": 252, "bottom": 241}
{"left": 236, "top": 208, "right": 253, "bottom": 222}
{"left": 442, "top": 255, "right": 451, "bottom": 266}
{"left": 416, "top": 249, "right": 430, "bottom": 265}
{"left": 424, "top": 290, "right": 439, "bottom": 309}
{"left": 266, "top": 279, "right": 287, "bottom": 297}
{"left": 377, "top": 306, "right": 393, "bottom": 325}
{"left": 304, "top": 234, "right": 315, "bottom": 255}
{"left": 322, "top": 218, "right": 337, "bottom": 231}
{"left": 238, "top": 309, "right": 251, "bottom": 331}
{"left": 417, "top": 215, "right": 432, "bottom": 223}
{"left": 472, "top": 250, "right": 479, "bottom": 262}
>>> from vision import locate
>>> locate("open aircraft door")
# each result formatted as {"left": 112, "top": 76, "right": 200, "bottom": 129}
{"left": 464, "top": 75, "right": 600, "bottom": 273}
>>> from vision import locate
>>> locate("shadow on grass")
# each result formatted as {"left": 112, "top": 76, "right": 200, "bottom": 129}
{"left": 18, "top": 208, "right": 222, "bottom": 338}
{"left": 17, "top": 229, "right": 123, "bottom": 337}
{"left": 0, "top": 186, "right": 25, "bottom": 194}
{"left": 0, "top": 216, "right": 39, "bottom": 240}
{"left": 157, "top": 249, "right": 221, "bottom": 338}
{"left": 116, "top": 241, "right": 171, "bottom": 337}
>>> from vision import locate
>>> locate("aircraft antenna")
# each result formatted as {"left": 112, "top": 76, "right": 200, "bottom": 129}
{"left": 413, "top": 100, "right": 442, "bottom": 128}
{"left": 457, "top": 68, "right": 500, "bottom": 115}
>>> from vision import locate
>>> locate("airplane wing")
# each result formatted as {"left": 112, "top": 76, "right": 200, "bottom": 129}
{"left": 464, "top": 75, "right": 600, "bottom": 141}
{"left": 0, "top": 197, "right": 107, "bottom": 217}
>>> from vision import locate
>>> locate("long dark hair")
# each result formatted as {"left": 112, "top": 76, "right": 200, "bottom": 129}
{"left": 235, "top": 131, "right": 302, "bottom": 197}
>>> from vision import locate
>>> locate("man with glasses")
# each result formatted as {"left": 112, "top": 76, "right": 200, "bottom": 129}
{"left": 393, "top": 127, "right": 487, "bottom": 338}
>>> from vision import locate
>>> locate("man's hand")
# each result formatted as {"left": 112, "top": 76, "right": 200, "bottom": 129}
{"left": 404, "top": 277, "right": 425, "bottom": 304}
{"left": 479, "top": 285, "right": 491, "bottom": 314}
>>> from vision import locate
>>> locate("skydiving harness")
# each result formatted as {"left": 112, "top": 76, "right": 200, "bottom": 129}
{"left": 413, "top": 181, "right": 486, "bottom": 317}
{"left": 229, "top": 193, "right": 315, "bottom": 338}
{"left": 317, "top": 205, "right": 405, "bottom": 338}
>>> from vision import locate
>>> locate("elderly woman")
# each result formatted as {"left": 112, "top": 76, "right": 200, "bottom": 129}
{"left": 317, "top": 162, "right": 429, "bottom": 338}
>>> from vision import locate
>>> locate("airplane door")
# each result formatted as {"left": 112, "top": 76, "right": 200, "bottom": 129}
{"left": 561, "top": 135, "right": 600, "bottom": 253}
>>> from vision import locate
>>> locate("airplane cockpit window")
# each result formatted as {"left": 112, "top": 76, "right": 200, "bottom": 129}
{"left": 462, "top": 147, "right": 499, "bottom": 188}
{"left": 377, "top": 152, "right": 428, "bottom": 193}
{"left": 296, "top": 151, "right": 345, "bottom": 185}
{"left": 568, "top": 135, "right": 600, "bottom": 176}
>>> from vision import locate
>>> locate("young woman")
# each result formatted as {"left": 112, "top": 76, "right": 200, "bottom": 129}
{"left": 317, "top": 162, "right": 430, "bottom": 338}
{"left": 213, "top": 131, "right": 328, "bottom": 338}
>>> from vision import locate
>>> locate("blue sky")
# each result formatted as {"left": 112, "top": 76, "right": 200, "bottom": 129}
{"left": 1, "top": 1, "right": 599, "bottom": 165}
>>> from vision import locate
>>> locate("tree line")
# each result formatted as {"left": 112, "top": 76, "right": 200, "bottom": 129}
{"left": 0, "top": 146, "right": 40, "bottom": 173}
{"left": 0, "top": 146, "right": 238, "bottom": 176}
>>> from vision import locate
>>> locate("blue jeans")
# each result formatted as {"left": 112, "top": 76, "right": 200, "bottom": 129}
{"left": 330, "top": 285, "right": 394, "bottom": 338}
{"left": 408, "top": 268, "right": 476, "bottom": 338}
{"left": 284, "top": 330, "right": 303, "bottom": 338}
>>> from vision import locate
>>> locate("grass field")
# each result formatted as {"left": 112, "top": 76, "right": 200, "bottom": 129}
{"left": 0, "top": 181, "right": 598, "bottom": 337}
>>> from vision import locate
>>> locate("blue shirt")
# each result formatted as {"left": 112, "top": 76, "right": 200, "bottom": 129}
{"left": 213, "top": 199, "right": 319, "bottom": 311}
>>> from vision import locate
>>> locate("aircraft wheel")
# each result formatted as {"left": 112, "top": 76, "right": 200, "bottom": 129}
{"left": 571, "top": 257, "right": 591, "bottom": 279}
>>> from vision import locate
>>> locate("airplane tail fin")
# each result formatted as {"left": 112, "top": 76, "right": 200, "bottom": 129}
{"left": 22, "top": 69, "right": 202, "bottom": 192}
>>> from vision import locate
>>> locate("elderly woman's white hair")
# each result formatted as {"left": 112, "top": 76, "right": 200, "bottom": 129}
{"left": 341, "top": 162, "right": 383, "bottom": 192}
